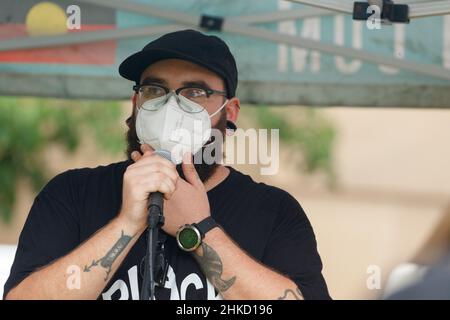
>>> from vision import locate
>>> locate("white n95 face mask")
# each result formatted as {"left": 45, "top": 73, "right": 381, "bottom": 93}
{"left": 135, "top": 93, "right": 227, "bottom": 164}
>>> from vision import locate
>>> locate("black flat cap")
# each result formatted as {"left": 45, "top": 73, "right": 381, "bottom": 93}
{"left": 119, "top": 29, "right": 238, "bottom": 98}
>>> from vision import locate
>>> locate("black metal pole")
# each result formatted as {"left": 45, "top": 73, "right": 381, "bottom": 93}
{"left": 141, "top": 195, "right": 164, "bottom": 300}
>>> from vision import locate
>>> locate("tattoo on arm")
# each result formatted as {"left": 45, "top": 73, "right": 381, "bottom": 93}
{"left": 278, "top": 287, "right": 304, "bottom": 300}
{"left": 84, "top": 230, "right": 133, "bottom": 281}
{"left": 193, "top": 242, "right": 236, "bottom": 293}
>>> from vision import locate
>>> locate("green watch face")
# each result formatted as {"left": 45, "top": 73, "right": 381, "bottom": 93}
{"left": 177, "top": 226, "right": 200, "bottom": 251}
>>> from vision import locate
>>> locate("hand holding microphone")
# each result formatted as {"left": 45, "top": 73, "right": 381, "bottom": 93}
{"left": 121, "top": 144, "right": 211, "bottom": 237}
{"left": 119, "top": 144, "right": 179, "bottom": 233}
{"left": 121, "top": 143, "right": 211, "bottom": 300}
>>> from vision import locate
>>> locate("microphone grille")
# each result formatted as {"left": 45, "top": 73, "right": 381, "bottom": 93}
{"left": 154, "top": 150, "right": 173, "bottom": 163}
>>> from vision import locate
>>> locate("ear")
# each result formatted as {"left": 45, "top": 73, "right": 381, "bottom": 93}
{"left": 132, "top": 93, "right": 137, "bottom": 108}
{"left": 126, "top": 93, "right": 138, "bottom": 128}
{"left": 225, "top": 97, "right": 240, "bottom": 124}
{"left": 132, "top": 93, "right": 139, "bottom": 116}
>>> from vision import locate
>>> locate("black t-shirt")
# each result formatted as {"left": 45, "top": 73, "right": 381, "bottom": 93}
{"left": 3, "top": 160, "right": 330, "bottom": 300}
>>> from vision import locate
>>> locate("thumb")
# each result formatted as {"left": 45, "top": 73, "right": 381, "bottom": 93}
{"left": 182, "top": 152, "right": 201, "bottom": 187}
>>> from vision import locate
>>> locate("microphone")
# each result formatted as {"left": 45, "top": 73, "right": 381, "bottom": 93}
{"left": 141, "top": 149, "right": 173, "bottom": 300}
{"left": 147, "top": 149, "right": 173, "bottom": 221}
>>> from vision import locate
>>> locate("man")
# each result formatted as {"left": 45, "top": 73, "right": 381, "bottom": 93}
{"left": 4, "top": 29, "right": 330, "bottom": 300}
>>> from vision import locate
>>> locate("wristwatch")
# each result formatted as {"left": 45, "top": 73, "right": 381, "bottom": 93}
{"left": 176, "top": 216, "right": 219, "bottom": 252}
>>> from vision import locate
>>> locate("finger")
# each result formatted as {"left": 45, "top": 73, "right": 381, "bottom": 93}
{"left": 151, "top": 163, "right": 179, "bottom": 184}
{"left": 148, "top": 176, "right": 176, "bottom": 200}
{"left": 161, "top": 179, "right": 176, "bottom": 200}
{"left": 131, "top": 151, "right": 143, "bottom": 162}
{"left": 130, "top": 161, "right": 179, "bottom": 183}
{"left": 131, "top": 155, "right": 177, "bottom": 175}
{"left": 181, "top": 152, "right": 201, "bottom": 187}
{"left": 140, "top": 143, "right": 154, "bottom": 154}
{"left": 134, "top": 152, "right": 176, "bottom": 169}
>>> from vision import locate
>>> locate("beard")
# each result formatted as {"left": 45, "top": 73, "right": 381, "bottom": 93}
{"left": 125, "top": 109, "right": 227, "bottom": 183}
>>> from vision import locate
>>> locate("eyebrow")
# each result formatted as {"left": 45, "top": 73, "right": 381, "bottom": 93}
{"left": 181, "top": 80, "right": 213, "bottom": 90}
{"left": 141, "top": 76, "right": 214, "bottom": 91}
{"left": 141, "top": 76, "right": 167, "bottom": 85}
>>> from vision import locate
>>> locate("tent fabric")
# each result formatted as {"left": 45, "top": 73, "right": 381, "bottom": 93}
{"left": 0, "top": 0, "right": 449, "bottom": 107}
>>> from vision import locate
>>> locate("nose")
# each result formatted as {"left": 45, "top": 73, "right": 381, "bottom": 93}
{"left": 164, "top": 91, "right": 181, "bottom": 104}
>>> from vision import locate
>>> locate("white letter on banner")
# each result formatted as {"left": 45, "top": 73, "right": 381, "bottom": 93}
{"left": 334, "top": 15, "right": 363, "bottom": 74}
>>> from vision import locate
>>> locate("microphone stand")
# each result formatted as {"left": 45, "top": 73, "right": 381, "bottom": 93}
{"left": 141, "top": 195, "right": 164, "bottom": 300}
{"left": 140, "top": 150, "right": 172, "bottom": 300}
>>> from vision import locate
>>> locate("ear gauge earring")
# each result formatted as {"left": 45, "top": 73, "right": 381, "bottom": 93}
{"left": 125, "top": 116, "right": 132, "bottom": 128}
{"left": 226, "top": 120, "right": 237, "bottom": 136}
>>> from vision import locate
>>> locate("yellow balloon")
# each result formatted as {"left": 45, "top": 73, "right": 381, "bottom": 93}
{"left": 25, "top": 2, "right": 68, "bottom": 37}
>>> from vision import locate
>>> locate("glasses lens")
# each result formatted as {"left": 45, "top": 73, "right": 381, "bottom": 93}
{"left": 178, "top": 88, "right": 208, "bottom": 113}
{"left": 140, "top": 95, "right": 167, "bottom": 111}
{"left": 138, "top": 85, "right": 167, "bottom": 111}
{"left": 179, "top": 87, "right": 207, "bottom": 103}
{"left": 139, "top": 85, "right": 166, "bottom": 101}
{"left": 177, "top": 94, "right": 204, "bottom": 113}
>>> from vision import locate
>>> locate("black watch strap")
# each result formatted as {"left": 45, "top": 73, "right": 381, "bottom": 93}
{"left": 194, "top": 217, "right": 219, "bottom": 239}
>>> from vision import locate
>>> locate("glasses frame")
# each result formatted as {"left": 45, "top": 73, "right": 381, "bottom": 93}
{"left": 132, "top": 83, "right": 227, "bottom": 100}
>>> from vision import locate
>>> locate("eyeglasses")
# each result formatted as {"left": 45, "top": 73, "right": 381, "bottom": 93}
{"left": 133, "top": 83, "right": 227, "bottom": 112}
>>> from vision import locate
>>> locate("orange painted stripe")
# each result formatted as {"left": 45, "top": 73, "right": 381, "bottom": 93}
{"left": 0, "top": 24, "right": 116, "bottom": 65}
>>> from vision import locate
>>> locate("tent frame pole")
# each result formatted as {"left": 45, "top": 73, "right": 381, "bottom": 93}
{"left": 1, "top": 0, "right": 450, "bottom": 81}
{"left": 288, "top": 0, "right": 450, "bottom": 19}
{"left": 0, "top": 25, "right": 184, "bottom": 51}
{"left": 79, "top": 0, "right": 450, "bottom": 81}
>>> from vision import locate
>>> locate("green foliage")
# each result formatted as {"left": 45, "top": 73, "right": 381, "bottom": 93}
{"left": 0, "top": 97, "right": 125, "bottom": 223}
{"left": 252, "top": 106, "right": 336, "bottom": 185}
{"left": 0, "top": 97, "right": 336, "bottom": 223}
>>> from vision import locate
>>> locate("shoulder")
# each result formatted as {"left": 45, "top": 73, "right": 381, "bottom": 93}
{"left": 228, "top": 168, "right": 307, "bottom": 223}
{"left": 229, "top": 167, "right": 303, "bottom": 209}
{"left": 40, "top": 160, "right": 130, "bottom": 197}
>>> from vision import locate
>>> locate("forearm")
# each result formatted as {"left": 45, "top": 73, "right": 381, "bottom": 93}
{"left": 193, "top": 228, "right": 303, "bottom": 300}
{"left": 6, "top": 215, "right": 144, "bottom": 300}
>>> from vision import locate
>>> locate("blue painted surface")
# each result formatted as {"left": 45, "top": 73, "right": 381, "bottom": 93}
{"left": 1, "top": 0, "right": 449, "bottom": 104}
